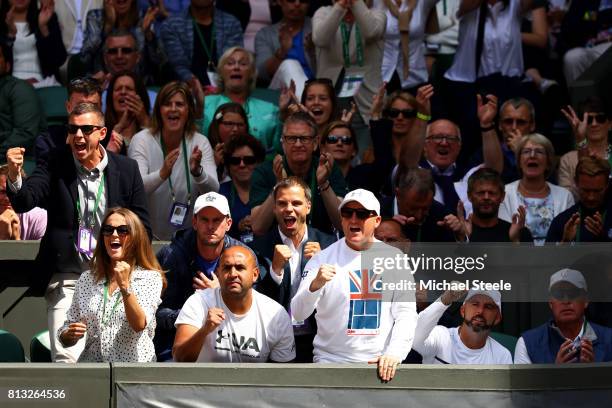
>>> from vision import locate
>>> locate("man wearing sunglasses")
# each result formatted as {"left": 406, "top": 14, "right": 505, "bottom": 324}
{"left": 292, "top": 189, "right": 417, "bottom": 382}
{"left": 5, "top": 102, "right": 150, "bottom": 363}
{"left": 515, "top": 268, "right": 612, "bottom": 364}
{"left": 250, "top": 112, "right": 347, "bottom": 236}
{"left": 250, "top": 177, "right": 335, "bottom": 362}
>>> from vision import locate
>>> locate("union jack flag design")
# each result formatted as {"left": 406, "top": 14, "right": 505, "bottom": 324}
{"left": 347, "top": 269, "right": 382, "bottom": 335}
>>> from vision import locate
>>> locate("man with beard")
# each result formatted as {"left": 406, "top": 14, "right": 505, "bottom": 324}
{"left": 173, "top": 246, "right": 295, "bottom": 362}
{"left": 461, "top": 168, "right": 532, "bottom": 243}
{"left": 155, "top": 192, "right": 268, "bottom": 360}
{"left": 250, "top": 176, "right": 335, "bottom": 362}
{"left": 412, "top": 289, "right": 512, "bottom": 364}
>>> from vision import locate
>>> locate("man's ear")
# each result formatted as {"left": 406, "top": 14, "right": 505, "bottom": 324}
{"left": 98, "top": 127, "right": 107, "bottom": 142}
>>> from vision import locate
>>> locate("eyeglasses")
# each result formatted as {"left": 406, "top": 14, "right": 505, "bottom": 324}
{"left": 383, "top": 108, "right": 416, "bottom": 119}
{"left": 550, "top": 286, "right": 586, "bottom": 301}
{"left": 283, "top": 135, "right": 315, "bottom": 145}
{"left": 586, "top": 113, "right": 608, "bottom": 125}
{"left": 325, "top": 134, "right": 353, "bottom": 145}
{"left": 426, "top": 134, "right": 461, "bottom": 144}
{"left": 106, "top": 47, "right": 135, "bottom": 55}
{"left": 501, "top": 118, "right": 530, "bottom": 127}
{"left": 228, "top": 155, "right": 257, "bottom": 166}
{"left": 220, "top": 121, "right": 246, "bottom": 129}
{"left": 520, "top": 148, "right": 546, "bottom": 157}
{"left": 101, "top": 224, "right": 130, "bottom": 236}
{"left": 340, "top": 207, "right": 377, "bottom": 220}
{"left": 67, "top": 124, "right": 102, "bottom": 136}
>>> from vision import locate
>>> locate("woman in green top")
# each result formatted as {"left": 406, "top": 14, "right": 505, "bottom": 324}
{"left": 203, "top": 46, "right": 282, "bottom": 155}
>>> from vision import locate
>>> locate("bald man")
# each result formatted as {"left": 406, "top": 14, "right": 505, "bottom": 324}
{"left": 173, "top": 246, "right": 296, "bottom": 362}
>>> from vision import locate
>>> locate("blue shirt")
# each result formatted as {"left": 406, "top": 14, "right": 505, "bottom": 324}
{"left": 286, "top": 30, "right": 313, "bottom": 79}
{"left": 195, "top": 255, "right": 219, "bottom": 279}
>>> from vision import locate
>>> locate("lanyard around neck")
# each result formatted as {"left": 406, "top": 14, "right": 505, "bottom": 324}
{"left": 340, "top": 21, "right": 364, "bottom": 68}
{"left": 192, "top": 18, "right": 216, "bottom": 68}
{"left": 76, "top": 173, "right": 105, "bottom": 229}
{"left": 101, "top": 282, "right": 122, "bottom": 327}
{"left": 160, "top": 136, "right": 192, "bottom": 206}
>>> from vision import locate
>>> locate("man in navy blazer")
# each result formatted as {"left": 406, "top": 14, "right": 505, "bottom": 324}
{"left": 5, "top": 102, "right": 150, "bottom": 362}
{"left": 250, "top": 176, "right": 335, "bottom": 362}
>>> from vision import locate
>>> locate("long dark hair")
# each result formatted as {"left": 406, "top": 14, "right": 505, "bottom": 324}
{"left": 104, "top": 70, "right": 150, "bottom": 132}
{"left": 91, "top": 207, "right": 166, "bottom": 290}
{"left": 0, "top": 0, "right": 38, "bottom": 36}
{"left": 207, "top": 102, "right": 249, "bottom": 149}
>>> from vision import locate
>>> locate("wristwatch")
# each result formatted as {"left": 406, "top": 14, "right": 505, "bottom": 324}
{"left": 120, "top": 286, "right": 133, "bottom": 296}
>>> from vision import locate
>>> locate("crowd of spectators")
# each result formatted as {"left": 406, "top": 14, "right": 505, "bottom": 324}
{"left": 1, "top": 0, "right": 612, "bottom": 379}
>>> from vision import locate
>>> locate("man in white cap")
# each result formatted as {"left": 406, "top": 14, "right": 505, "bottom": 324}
{"left": 412, "top": 288, "right": 512, "bottom": 364}
{"left": 291, "top": 189, "right": 417, "bottom": 382}
{"left": 514, "top": 268, "right": 612, "bottom": 364}
{"left": 154, "top": 192, "right": 268, "bottom": 360}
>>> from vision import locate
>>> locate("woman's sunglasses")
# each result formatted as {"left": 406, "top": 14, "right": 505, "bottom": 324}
{"left": 101, "top": 225, "right": 130, "bottom": 236}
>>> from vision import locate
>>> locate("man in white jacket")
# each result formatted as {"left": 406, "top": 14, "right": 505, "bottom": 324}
{"left": 412, "top": 288, "right": 512, "bottom": 364}
{"left": 291, "top": 188, "right": 417, "bottom": 382}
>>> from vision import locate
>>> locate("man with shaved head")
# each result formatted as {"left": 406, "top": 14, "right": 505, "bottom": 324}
{"left": 173, "top": 246, "right": 296, "bottom": 362}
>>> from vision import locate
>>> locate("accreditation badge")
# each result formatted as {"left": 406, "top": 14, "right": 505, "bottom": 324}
{"left": 338, "top": 74, "right": 364, "bottom": 98}
{"left": 169, "top": 202, "right": 189, "bottom": 227}
{"left": 77, "top": 226, "right": 94, "bottom": 257}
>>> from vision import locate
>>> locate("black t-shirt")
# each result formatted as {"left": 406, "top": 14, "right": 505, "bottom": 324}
{"left": 470, "top": 219, "right": 533, "bottom": 243}
{"left": 192, "top": 22, "right": 216, "bottom": 86}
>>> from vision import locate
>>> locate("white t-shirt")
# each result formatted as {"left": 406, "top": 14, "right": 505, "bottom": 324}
{"left": 413, "top": 301, "right": 512, "bottom": 364}
{"left": 175, "top": 288, "right": 296, "bottom": 363}
{"left": 291, "top": 238, "right": 417, "bottom": 363}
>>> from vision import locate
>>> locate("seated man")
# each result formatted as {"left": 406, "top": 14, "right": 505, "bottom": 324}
{"left": 250, "top": 112, "right": 347, "bottom": 236}
{"left": 412, "top": 289, "right": 512, "bottom": 364}
{"left": 374, "top": 217, "right": 408, "bottom": 246}
{"left": 0, "top": 165, "right": 46, "bottom": 240}
{"left": 255, "top": 0, "right": 314, "bottom": 97}
{"left": 384, "top": 167, "right": 456, "bottom": 242}
{"left": 515, "top": 268, "right": 612, "bottom": 363}
{"left": 161, "top": 0, "right": 243, "bottom": 87}
{"left": 291, "top": 189, "right": 417, "bottom": 382}
{"left": 0, "top": 40, "right": 46, "bottom": 172}
{"left": 155, "top": 192, "right": 268, "bottom": 360}
{"left": 546, "top": 157, "right": 612, "bottom": 243}
{"left": 250, "top": 176, "right": 335, "bottom": 362}
{"left": 464, "top": 167, "right": 532, "bottom": 243}
{"left": 173, "top": 246, "right": 296, "bottom": 362}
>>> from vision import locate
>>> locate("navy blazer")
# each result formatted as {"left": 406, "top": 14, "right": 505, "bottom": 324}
{"left": 8, "top": 147, "right": 150, "bottom": 295}
{"left": 250, "top": 225, "right": 336, "bottom": 310}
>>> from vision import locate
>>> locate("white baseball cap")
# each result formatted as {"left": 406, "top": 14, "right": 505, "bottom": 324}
{"left": 193, "top": 192, "right": 231, "bottom": 217}
{"left": 338, "top": 189, "right": 380, "bottom": 215}
{"left": 464, "top": 289, "right": 502, "bottom": 312}
{"left": 549, "top": 268, "right": 587, "bottom": 291}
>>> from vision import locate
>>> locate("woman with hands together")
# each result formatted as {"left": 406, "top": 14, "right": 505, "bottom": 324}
{"left": 128, "top": 81, "right": 219, "bottom": 240}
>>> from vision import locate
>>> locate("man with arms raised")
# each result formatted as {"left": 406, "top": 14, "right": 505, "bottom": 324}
{"left": 292, "top": 189, "right": 417, "bottom": 381}
{"left": 250, "top": 176, "right": 335, "bottom": 362}
{"left": 412, "top": 289, "right": 512, "bottom": 364}
{"left": 155, "top": 192, "right": 267, "bottom": 360}
{"left": 173, "top": 246, "right": 295, "bottom": 362}
{"left": 6, "top": 102, "right": 149, "bottom": 362}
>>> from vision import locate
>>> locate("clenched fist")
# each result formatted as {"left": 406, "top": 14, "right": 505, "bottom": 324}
{"left": 309, "top": 264, "right": 336, "bottom": 292}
